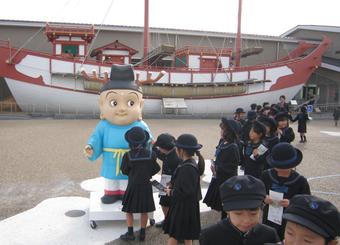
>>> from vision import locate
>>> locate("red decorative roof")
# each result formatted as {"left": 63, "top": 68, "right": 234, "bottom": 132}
{"left": 45, "top": 23, "right": 95, "bottom": 42}
{"left": 90, "top": 40, "right": 138, "bottom": 57}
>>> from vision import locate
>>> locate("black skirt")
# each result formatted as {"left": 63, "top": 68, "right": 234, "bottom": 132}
{"left": 203, "top": 177, "right": 222, "bottom": 211}
{"left": 159, "top": 195, "right": 172, "bottom": 207}
{"left": 122, "top": 183, "right": 155, "bottom": 213}
{"left": 163, "top": 199, "right": 201, "bottom": 240}
{"left": 298, "top": 124, "right": 307, "bottom": 133}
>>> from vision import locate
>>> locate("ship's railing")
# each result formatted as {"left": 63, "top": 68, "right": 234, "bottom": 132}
{"left": 314, "top": 103, "right": 340, "bottom": 113}
{"left": 1, "top": 101, "right": 339, "bottom": 118}
{"left": 0, "top": 40, "right": 9, "bottom": 47}
{"left": 0, "top": 101, "right": 231, "bottom": 118}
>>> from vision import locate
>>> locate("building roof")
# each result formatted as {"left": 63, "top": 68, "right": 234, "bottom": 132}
{"left": 281, "top": 25, "right": 340, "bottom": 37}
{"left": 0, "top": 19, "right": 299, "bottom": 43}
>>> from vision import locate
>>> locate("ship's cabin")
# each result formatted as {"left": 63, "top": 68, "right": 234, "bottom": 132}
{"left": 174, "top": 46, "right": 232, "bottom": 70}
{"left": 90, "top": 40, "right": 138, "bottom": 65}
{"left": 45, "top": 23, "right": 95, "bottom": 58}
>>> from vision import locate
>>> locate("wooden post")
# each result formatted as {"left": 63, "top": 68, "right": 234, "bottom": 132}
{"left": 143, "top": 0, "right": 149, "bottom": 67}
{"left": 235, "top": 0, "right": 242, "bottom": 67}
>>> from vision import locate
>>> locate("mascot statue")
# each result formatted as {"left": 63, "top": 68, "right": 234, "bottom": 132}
{"left": 83, "top": 64, "right": 164, "bottom": 204}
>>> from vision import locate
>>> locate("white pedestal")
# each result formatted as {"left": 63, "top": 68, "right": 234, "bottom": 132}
{"left": 89, "top": 192, "right": 126, "bottom": 221}
{"left": 88, "top": 192, "right": 154, "bottom": 229}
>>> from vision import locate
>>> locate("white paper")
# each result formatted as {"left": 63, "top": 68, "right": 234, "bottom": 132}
{"left": 159, "top": 174, "right": 172, "bottom": 196}
{"left": 250, "top": 144, "right": 268, "bottom": 160}
{"left": 257, "top": 144, "right": 268, "bottom": 155}
{"left": 268, "top": 190, "right": 284, "bottom": 225}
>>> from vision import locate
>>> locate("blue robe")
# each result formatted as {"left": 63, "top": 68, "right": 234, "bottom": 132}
{"left": 87, "top": 119, "right": 152, "bottom": 180}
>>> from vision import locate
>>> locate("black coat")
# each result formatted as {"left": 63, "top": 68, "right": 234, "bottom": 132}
{"left": 264, "top": 134, "right": 280, "bottom": 152}
{"left": 333, "top": 108, "right": 340, "bottom": 120}
{"left": 292, "top": 112, "right": 309, "bottom": 133}
{"left": 279, "top": 127, "right": 295, "bottom": 143}
{"left": 200, "top": 218, "right": 280, "bottom": 245}
{"left": 163, "top": 159, "right": 202, "bottom": 240}
{"left": 277, "top": 102, "right": 290, "bottom": 113}
{"left": 261, "top": 169, "right": 311, "bottom": 239}
{"left": 121, "top": 149, "right": 160, "bottom": 213}
{"left": 243, "top": 141, "right": 269, "bottom": 179}
{"left": 203, "top": 141, "right": 239, "bottom": 211}
{"left": 154, "top": 148, "right": 182, "bottom": 207}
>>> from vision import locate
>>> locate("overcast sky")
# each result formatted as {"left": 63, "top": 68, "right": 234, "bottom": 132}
{"left": 0, "top": 0, "right": 339, "bottom": 36}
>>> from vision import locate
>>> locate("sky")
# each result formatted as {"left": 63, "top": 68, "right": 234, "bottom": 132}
{"left": 0, "top": 0, "right": 339, "bottom": 36}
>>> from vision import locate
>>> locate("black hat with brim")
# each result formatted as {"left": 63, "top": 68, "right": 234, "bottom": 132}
{"left": 154, "top": 133, "right": 176, "bottom": 150}
{"left": 221, "top": 117, "right": 240, "bottom": 136}
{"left": 258, "top": 116, "right": 278, "bottom": 131}
{"left": 235, "top": 108, "right": 245, "bottom": 114}
{"left": 220, "top": 175, "right": 266, "bottom": 212}
{"left": 222, "top": 197, "right": 265, "bottom": 212}
{"left": 175, "top": 134, "right": 202, "bottom": 150}
{"left": 125, "top": 126, "right": 150, "bottom": 145}
{"left": 100, "top": 64, "right": 142, "bottom": 93}
{"left": 266, "top": 143, "right": 303, "bottom": 169}
{"left": 283, "top": 213, "right": 330, "bottom": 238}
{"left": 283, "top": 195, "right": 340, "bottom": 239}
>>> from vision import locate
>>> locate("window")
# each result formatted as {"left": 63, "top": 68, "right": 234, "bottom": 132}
{"left": 62, "top": 44, "right": 79, "bottom": 56}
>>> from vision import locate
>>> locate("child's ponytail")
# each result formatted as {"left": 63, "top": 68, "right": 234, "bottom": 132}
{"left": 195, "top": 151, "right": 205, "bottom": 176}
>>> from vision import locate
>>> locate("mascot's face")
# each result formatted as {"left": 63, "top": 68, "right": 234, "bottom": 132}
{"left": 99, "top": 89, "right": 144, "bottom": 125}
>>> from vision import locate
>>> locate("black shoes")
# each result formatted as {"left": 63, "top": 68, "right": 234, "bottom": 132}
{"left": 101, "top": 194, "right": 119, "bottom": 204}
{"left": 120, "top": 232, "right": 135, "bottom": 241}
{"left": 155, "top": 220, "right": 164, "bottom": 228}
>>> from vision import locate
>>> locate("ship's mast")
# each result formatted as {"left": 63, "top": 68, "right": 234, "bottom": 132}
{"left": 235, "top": 0, "right": 242, "bottom": 67}
{"left": 143, "top": 0, "right": 149, "bottom": 66}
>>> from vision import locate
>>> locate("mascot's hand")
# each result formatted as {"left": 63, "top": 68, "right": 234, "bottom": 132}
{"left": 84, "top": 145, "right": 93, "bottom": 158}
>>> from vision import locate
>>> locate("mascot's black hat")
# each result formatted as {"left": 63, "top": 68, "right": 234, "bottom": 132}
{"left": 100, "top": 64, "right": 142, "bottom": 93}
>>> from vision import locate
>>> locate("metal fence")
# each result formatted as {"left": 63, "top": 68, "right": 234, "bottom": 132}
{"left": 314, "top": 103, "right": 340, "bottom": 113}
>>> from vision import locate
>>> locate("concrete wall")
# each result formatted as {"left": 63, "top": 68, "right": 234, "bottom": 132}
{"left": 0, "top": 24, "right": 297, "bottom": 65}
{"left": 288, "top": 29, "right": 340, "bottom": 59}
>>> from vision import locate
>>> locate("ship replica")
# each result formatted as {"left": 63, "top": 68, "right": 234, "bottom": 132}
{"left": 0, "top": 0, "right": 330, "bottom": 115}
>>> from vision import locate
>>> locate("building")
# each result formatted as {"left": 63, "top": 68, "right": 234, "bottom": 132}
{"left": 282, "top": 25, "right": 340, "bottom": 105}
{"left": 0, "top": 20, "right": 339, "bottom": 106}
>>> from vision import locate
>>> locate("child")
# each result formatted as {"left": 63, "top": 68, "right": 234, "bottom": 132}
{"left": 292, "top": 105, "right": 309, "bottom": 143}
{"left": 244, "top": 121, "right": 268, "bottom": 179}
{"left": 240, "top": 110, "right": 257, "bottom": 144}
{"left": 120, "top": 127, "right": 161, "bottom": 242}
{"left": 163, "top": 134, "right": 204, "bottom": 245}
{"left": 283, "top": 195, "right": 340, "bottom": 245}
{"left": 258, "top": 116, "right": 280, "bottom": 152}
{"left": 200, "top": 175, "right": 280, "bottom": 245}
{"left": 204, "top": 118, "right": 240, "bottom": 219}
{"left": 333, "top": 106, "right": 340, "bottom": 127}
{"left": 262, "top": 142, "right": 310, "bottom": 240}
{"left": 153, "top": 133, "right": 182, "bottom": 228}
{"left": 234, "top": 107, "right": 246, "bottom": 126}
{"left": 275, "top": 112, "right": 295, "bottom": 143}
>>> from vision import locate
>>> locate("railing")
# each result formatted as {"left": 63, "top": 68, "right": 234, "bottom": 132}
{"left": 314, "top": 103, "right": 340, "bottom": 112}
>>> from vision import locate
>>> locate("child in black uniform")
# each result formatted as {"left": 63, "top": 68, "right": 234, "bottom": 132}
{"left": 292, "top": 105, "right": 309, "bottom": 143}
{"left": 275, "top": 112, "right": 295, "bottom": 143}
{"left": 258, "top": 116, "right": 280, "bottom": 152}
{"left": 200, "top": 175, "right": 280, "bottom": 245}
{"left": 153, "top": 133, "right": 182, "bottom": 228}
{"left": 261, "top": 142, "right": 310, "bottom": 240}
{"left": 163, "top": 134, "right": 204, "bottom": 245}
{"left": 204, "top": 118, "right": 240, "bottom": 219}
{"left": 244, "top": 121, "right": 268, "bottom": 179}
{"left": 283, "top": 195, "right": 340, "bottom": 245}
{"left": 120, "top": 127, "right": 161, "bottom": 242}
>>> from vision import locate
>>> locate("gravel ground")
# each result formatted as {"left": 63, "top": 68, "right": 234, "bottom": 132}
{"left": 0, "top": 119, "right": 339, "bottom": 244}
